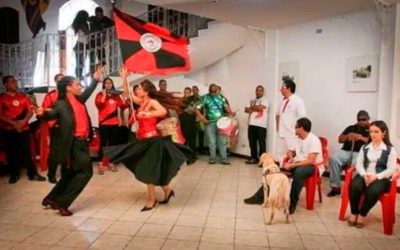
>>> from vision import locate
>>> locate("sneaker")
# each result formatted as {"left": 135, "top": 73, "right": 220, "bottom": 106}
{"left": 208, "top": 159, "right": 216, "bottom": 164}
{"left": 327, "top": 188, "right": 341, "bottom": 197}
{"left": 245, "top": 159, "right": 258, "bottom": 164}
{"left": 221, "top": 161, "right": 231, "bottom": 165}
{"left": 289, "top": 203, "right": 296, "bottom": 214}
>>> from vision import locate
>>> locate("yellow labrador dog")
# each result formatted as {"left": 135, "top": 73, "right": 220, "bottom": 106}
{"left": 259, "top": 153, "right": 290, "bottom": 224}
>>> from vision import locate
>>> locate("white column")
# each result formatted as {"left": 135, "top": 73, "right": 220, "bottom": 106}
{"left": 377, "top": 7, "right": 395, "bottom": 121}
{"left": 390, "top": 4, "right": 400, "bottom": 151}
{"left": 264, "top": 30, "right": 280, "bottom": 154}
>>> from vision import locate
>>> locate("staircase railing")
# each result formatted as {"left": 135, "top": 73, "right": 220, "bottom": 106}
{"left": 0, "top": 6, "right": 211, "bottom": 90}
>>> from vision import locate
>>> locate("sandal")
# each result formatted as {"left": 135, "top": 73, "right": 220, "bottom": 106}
{"left": 97, "top": 164, "right": 105, "bottom": 175}
{"left": 347, "top": 219, "right": 357, "bottom": 227}
{"left": 356, "top": 222, "right": 365, "bottom": 228}
{"left": 109, "top": 164, "right": 118, "bottom": 172}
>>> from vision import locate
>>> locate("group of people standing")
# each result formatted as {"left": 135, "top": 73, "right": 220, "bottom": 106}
{"left": 0, "top": 64, "right": 398, "bottom": 226}
{"left": 72, "top": 7, "right": 114, "bottom": 81}
{"left": 243, "top": 78, "right": 398, "bottom": 228}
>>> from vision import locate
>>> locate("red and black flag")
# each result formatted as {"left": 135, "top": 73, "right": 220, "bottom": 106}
{"left": 113, "top": 8, "right": 191, "bottom": 75}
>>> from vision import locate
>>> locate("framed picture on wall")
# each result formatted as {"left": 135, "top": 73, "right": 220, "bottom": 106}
{"left": 279, "top": 61, "right": 299, "bottom": 84}
{"left": 346, "top": 55, "right": 379, "bottom": 92}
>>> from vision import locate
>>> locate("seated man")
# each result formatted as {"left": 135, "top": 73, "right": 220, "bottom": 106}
{"left": 244, "top": 117, "right": 322, "bottom": 214}
{"left": 327, "top": 110, "right": 370, "bottom": 197}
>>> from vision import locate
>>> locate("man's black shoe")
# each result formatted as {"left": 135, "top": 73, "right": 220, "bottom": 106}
{"left": 221, "top": 161, "right": 231, "bottom": 166}
{"left": 327, "top": 188, "right": 341, "bottom": 197}
{"left": 29, "top": 174, "right": 46, "bottom": 182}
{"left": 186, "top": 159, "right": 196, "bottom": 165}
{"left": 244, "top": 196, "right": 263, "bottom": 205}
{"left": 9, "top": 175, "right": 20, "bottom": 184}
{"left": 289, "top": 203, "right": 296, "bottom": 214}
{"left": 48, "top": 178, "right": 58, "bottom": 184}
{"left": 245, "top": 159, "right": 258, "bottom": 165}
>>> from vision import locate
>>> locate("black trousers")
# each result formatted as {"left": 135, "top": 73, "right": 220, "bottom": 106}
{"left": 47, "top": 126, "right": 68, "bottom": 180}
{"left": 247, "top": 125, "right": 267, "bottom": 160}
{"left": 349, "top": 174, "right": 391, "bottom": 216}
{"left": 2, "top": 129, "right": 38, "bottom": 178}
{"left": 45, "top": 138, "right": 93, "bottom": 208}
{"left": 98, "top": 125, "right": 120, "bottom": 160}
{"left": 179, "top": 113, "right": 197, "bottom": 158}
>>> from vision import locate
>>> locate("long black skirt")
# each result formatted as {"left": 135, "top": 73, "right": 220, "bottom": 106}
{"left": 104, "top": 136, "right": 192, "bottom": 186}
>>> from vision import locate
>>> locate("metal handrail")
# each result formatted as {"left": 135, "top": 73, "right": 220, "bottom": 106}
{"left": 0, "top": 6, "right": 211, "bottom": 89}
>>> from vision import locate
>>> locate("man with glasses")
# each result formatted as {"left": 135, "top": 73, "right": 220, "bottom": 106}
{"left": 327, "top": 110, "right": 370, "bottom": 197}
{"left": 244, "top": 117, "right": 322, "bottom": 215}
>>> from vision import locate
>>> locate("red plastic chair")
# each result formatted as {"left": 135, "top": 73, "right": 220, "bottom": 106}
{"left": 338, "top": 158, "right": 400, "bottom": 235}
{"left": 283, "top": 136, "right": 327, "bottom": 210}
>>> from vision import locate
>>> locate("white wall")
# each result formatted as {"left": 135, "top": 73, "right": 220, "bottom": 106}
{"left": 278, "top": 9, "right": 387, "bottom": 154}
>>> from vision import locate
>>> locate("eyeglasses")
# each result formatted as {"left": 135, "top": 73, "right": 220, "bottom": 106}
{"left": 358, "top": 118, "right": 368, "bottom": 122}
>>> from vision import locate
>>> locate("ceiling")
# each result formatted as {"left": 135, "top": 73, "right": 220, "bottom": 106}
{"left": 131, "top": 0, "right": 400, "bottom": 29}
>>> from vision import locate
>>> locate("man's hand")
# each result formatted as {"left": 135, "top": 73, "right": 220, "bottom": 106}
{"left": 201, "top": 118, "right": 209, "bottom": 125}
{"left": 15, "top": 120, "right": 25, "bottom": 129}
{"left": 35, "top": 106, "right": 45, "bottom": 116}
{"left": 282, "top": 162, "right": 293, "bottom": 171}
{"left": 245, "top": 107, "right": 252, "bottom": 113}
{"left": 348, "top": 133, "right": 361, "bottom": 142}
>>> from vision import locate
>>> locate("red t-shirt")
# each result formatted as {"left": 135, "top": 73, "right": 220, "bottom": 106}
{"left": 0, "top": 92, "right": 32, "bottom": 131}
{"left": 42, "top": 90, "right": 58, "bottom": 128}
{"left": 67, "top": 95, "right": 89, "bottom": 138}
{"left": 95, "top": 92, "right": 127, "bottom": 126}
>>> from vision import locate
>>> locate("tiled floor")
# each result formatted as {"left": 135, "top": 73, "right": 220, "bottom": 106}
{"left": 1, "top": 156, "right": 400, "bottom": 249}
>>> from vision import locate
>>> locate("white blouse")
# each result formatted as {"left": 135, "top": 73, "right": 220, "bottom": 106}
{"left": 355, "top": 142, "right": 398, "bottom": 179}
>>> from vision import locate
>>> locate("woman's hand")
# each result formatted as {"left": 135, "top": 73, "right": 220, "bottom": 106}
{"left": 119, "top": 66, "right": 128, "bottom": 80}
{"left": 365, "top": 174, "right": 378, "bottom": 186}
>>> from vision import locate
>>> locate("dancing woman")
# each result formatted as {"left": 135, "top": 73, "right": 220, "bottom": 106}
{"left": 104, "top": 67, "right": 191, "bottom": 211}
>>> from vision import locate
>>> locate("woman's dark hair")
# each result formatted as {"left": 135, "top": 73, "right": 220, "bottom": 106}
{"left": 72, "top": 10, "right": 89, "bottom": 34}
{"left": 57, "top": 76, "right": 76, "bottom": 100}
{"left": 296, "top": 117, "right": 312, "bottom": 132}
{"left": 283, "top": 79, "right": 296, "bottom": 93}
{"left": 370, "top": 120, "right": 392, "bottom": 146}
{"left": 102, "top": 77, "right": 115, "bottom": 90}
{"left": 140, "top": 79, "right": 183, "bottom": 113}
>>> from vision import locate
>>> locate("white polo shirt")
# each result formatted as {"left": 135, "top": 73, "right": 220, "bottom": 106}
{"left": 276, "top": 94, "right": 306, "bottom": 138}
{"left": 294, "top": 132, "right": 323, "bottom": 164}
{"left": 248, "top": 96, "right": 268, "bottom": 128}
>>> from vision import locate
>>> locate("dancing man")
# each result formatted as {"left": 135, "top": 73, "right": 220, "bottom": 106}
{"left": 36, "top": 65, "right": 104, "bottom": 216}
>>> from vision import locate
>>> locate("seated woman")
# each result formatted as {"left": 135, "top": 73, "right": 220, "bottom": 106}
{"left": 348, "top": 120, "right": 398, "bottom": 228}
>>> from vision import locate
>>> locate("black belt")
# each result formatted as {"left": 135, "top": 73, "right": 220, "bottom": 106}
{"left": 74, "top": 136, "right": 88, "bottom": 141}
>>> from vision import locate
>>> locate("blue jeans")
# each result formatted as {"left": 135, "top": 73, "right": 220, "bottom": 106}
{"left": 329, "top": 150, "right": 358, "bottom": 188}
{"left": 290, "top": 165, "right": 314, "bottom": 205}
{"left": 206, "top": 122, "right": 227, "bottom": 161}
